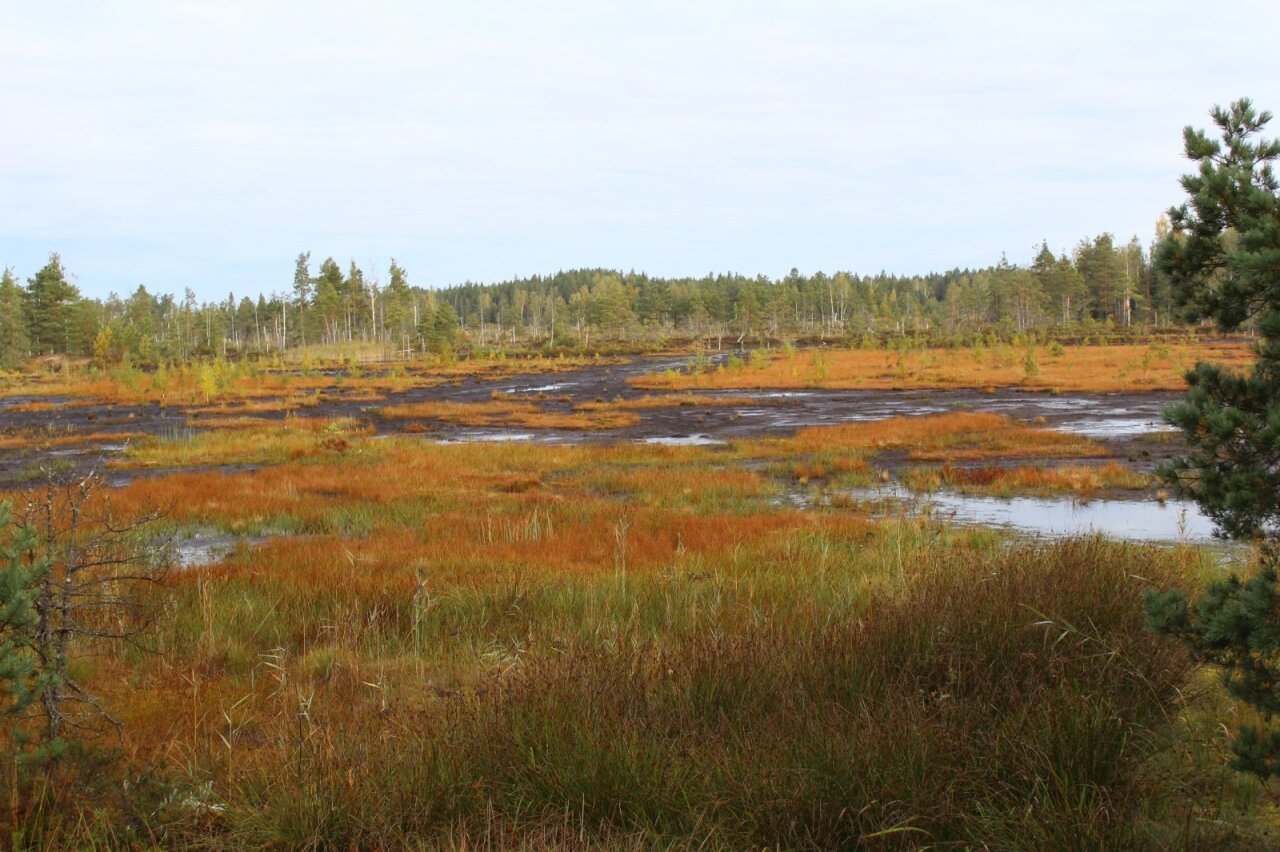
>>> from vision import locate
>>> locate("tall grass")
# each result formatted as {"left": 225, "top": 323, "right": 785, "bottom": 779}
{"left": 10, "top": 520, "right": 1215, "bottom": 849}
{"left": 1, "top": 411, "right": 1262, "bottom": 848}
{"left": 196, "top": 538, "right": 1191, "bottom": 849}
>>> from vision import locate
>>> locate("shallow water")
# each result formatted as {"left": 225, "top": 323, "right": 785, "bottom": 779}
{"left": 0, "top": 356, "right": 1190, "bottom": 492}
{"left": 678, "top": 387, "right": 1178, "bottom": 441}
{"left": 1055, "top": 418, "right": 1174, "bottom": 438}
{"left": 435, "top": 431, "right": 537, "bottom": 444}
{"left": 642, "top": 434, "right": 726, "bottom": 446}
{"left": 851, "top": 483, "right": 1217, "bottom": 543}
{"left": 512, "top": 382, "right": 572, "bottom": 393}
{"left": 433, "top": 430, "right": 591, "bottom": 445}
{"left": 172, "top": 533, "right": 254, "bottom": 568}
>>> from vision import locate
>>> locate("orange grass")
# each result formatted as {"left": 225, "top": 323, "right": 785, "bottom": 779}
{"left": 104, "top": 441, "right": 581, "bottom": 521}
{"left": 113, "top": 418, "right": 378, "bottom": 469}
{"left": 1, "top": 405, "right": 1238, "bottom": 848}
{"left": 905, "top": 461, "right": 1149, "bottom": 496}
{"left": 747, "top": 411, "right": 1105, "bottom": 462}
{"left": 181, "top": 415, "right": 287, "bottom": 431}
{"left": 631, "top": 341, "right": 1256, "bottom": 392}
{"left": 2, "top": 400, "right": 62, "bottom": 413}
{"left": 0, "top": 353, "right": 623, "bottom": 408}
{"left": 0, "top": 430, "right": 147, "bottom": 451}
{"left": 583, "top": 465, "right": 772, "bottom": 507}
{"left": 206, "top": 509, "right": 813, "bottom": 586}
{"left": 789, "top": 456, "right": 871, "bottom": 483}
{"left": 66, "top": 506, "right": 869, "bottom": 791}
{"left": 380, "top": 399, "right": 640, "bottom": 431}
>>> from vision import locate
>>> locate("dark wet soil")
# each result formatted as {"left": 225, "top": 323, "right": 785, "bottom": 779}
{"left": 0, "top": 355, "right": 1186, "bottom": 491}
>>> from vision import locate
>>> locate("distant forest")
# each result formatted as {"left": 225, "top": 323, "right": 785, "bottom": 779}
{"left": 0, "top": 226, "right": 1193, "bottom": 368}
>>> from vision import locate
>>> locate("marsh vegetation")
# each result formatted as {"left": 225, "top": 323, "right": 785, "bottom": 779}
{"left": 0, "top": 338, "right": 1272, "bottom": 848}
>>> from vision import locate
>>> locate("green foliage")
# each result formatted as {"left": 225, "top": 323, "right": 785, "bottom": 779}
{"left": 1162, "top": 353, "right": 1280, "bottom": 539}
{"left": 810, "top": 350, "right": 829, "bottom": 384}
{"left": 1149, "top": 99, "right": 1280, "bottom": 782}
{"left": 1157, "top": 99, "right": 1280, "bottom": 538}
{"left": 197, "top": 363, "right": 219, "bottom": 403}
{"left": 23, "top": 253, "right": 85, "bottom": 355}
{"left": 0, "top": 267, "right": 29, "bottom": 368}
{"left": 384, "top": 259, "right": 413, "bottom": 346}
{"left": 1146, "top": 561, "right": 1280, "bottom": 779}
{"left": 0, "top": 232, "right": 1197, "bottom": 361}
{"left": 0, "top": 503, "right": 46, "bottom": 724}
{"left": 429, "top": 301, "right": 460, "bottom": 352}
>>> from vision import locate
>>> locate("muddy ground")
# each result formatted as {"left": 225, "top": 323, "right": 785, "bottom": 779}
{"left": 0, "top": 355, "right": 1185, "bottom": 491}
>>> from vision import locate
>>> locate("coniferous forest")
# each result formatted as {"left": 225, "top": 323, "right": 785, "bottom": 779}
{"left": 1, "top": 229, "right": 1179, "bottom": 369}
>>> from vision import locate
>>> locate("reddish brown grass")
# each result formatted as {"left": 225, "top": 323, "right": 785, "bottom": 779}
{"left": 631, "top": 341, "right": 1255, "bottom": 393}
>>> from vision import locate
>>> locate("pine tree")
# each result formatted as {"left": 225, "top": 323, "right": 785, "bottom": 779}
{"left": 384, "top": 260, "right": 412, "bottom": 350}
{"left": 23, "top": 253, "right": 81, "bottom": 355}
{"left": 0, "top": 503, "right": 44, "bottom": 726}
{"left": 345, "top": 261, "right": 367, "bottom": 342}
{"left": 0, "top": 267, "right": 29, "bottom": 368}
{"left": 1155, "top": 99, "right": 1280, "bottom": 539}
{"left": 292, "top": 252, "right": 313, "bottom": 348}
{"left": 313, "top": 258, "right": 344, "bottom": 344}
{"left": 1144, "top": 99, "right": 1280, "bottom": 779}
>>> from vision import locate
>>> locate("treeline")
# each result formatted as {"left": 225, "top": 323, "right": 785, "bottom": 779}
{"left": 0, "top": 229, "right": 1186, "bottom": 369}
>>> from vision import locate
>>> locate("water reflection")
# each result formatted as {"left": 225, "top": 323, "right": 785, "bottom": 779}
{"left": 851, "top": 484, "right": 1218, "bottom": 543}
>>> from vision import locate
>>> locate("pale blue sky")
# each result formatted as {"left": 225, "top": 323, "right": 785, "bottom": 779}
{"left": 3, "top": 0, "right": 1278, "bottom": 300}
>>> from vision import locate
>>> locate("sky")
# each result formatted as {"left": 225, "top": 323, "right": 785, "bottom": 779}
{"left": 3, "top": 0, "right": 1280, "bottom": 301}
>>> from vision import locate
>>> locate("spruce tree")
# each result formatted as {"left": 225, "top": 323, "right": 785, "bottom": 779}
{"left": 0, "top": 267, "right": 29, "bottom": 368}
{"left": 23, "top": 253, "right": 81, "bottom": 355}
{"left": 1144, "top": 98, "right": 1280, "bottom": 779}
{"left": 431, "top": 301, "right": 460, "bottom": 351}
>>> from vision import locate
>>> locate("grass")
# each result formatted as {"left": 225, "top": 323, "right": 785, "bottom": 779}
{"left": 631, "top": 341, "right": 1256, "bottom": 393}
{"left": 4, "top": 360, "right": 1276, "bottom": 848}
{"left": 0, "top": 352, "right": 628, "bottom": 409}
{"left": 114, "top": 417, "right": 379, "bottom": 469}
{"left": 903, "top": 461, "right": 1150, "bottom": 497}
{"left": 379, "top": 400, "right": 641, "bottom": 431}
{"left": 0, "top": 429, "right": 147, "bottom": 451}
{"left": 10, "top": 505, "right": 1251, "bottom": 848}
{"left": 736, "top": 411, "right": 1106, "bottom": 464}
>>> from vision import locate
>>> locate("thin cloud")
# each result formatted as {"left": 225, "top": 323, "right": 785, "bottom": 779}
{"left": 1, "top": 0, "right": 1277, "bottom": 296}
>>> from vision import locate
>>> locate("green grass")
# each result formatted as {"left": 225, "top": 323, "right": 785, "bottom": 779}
{"left": 49, "top": 527, "right": 1248, "bottom": 849}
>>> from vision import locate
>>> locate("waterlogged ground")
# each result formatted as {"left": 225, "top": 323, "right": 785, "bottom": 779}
{"left": 1, "top": 354, "right": 1200, "bottom": 542}
{"left": 11, "top": 350, "right": 1276, "bottom": 848}
{"left": 824, "top": 483, "right": 1220, "bottom": 544}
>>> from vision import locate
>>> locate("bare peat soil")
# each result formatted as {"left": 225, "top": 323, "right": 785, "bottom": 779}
{"left": 0, "top": 356, "right": 1183, "bottom": 491}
